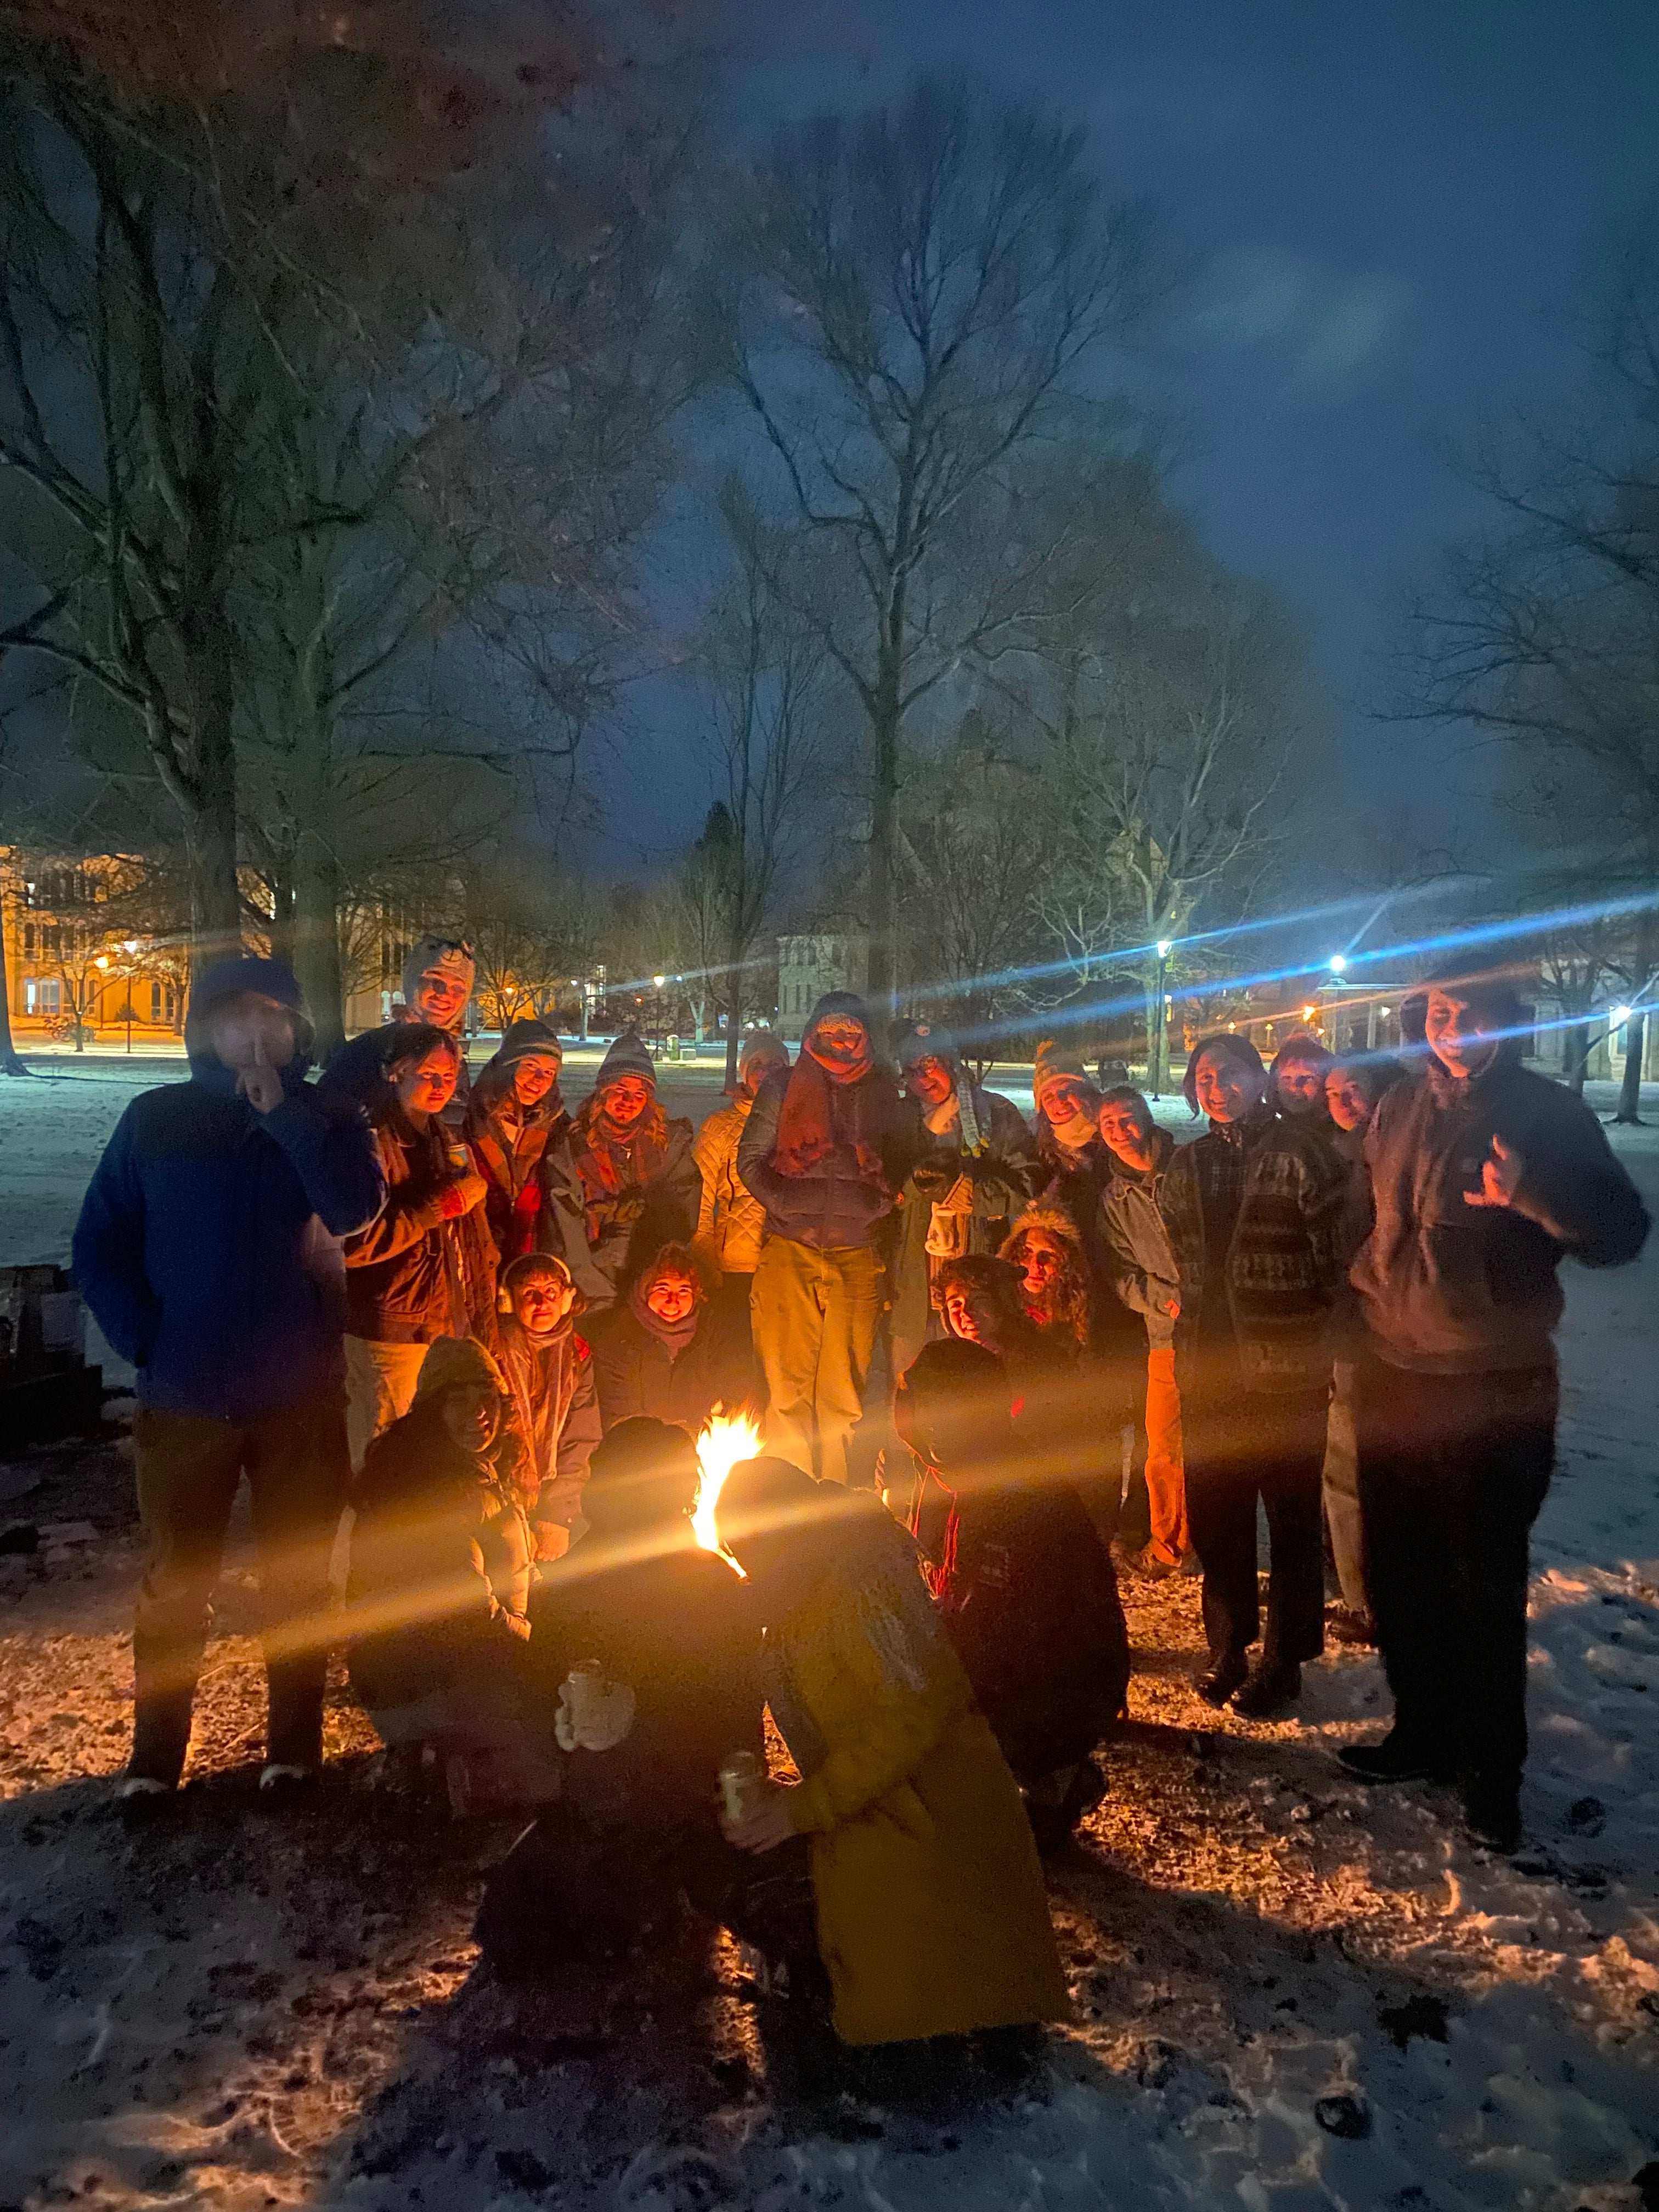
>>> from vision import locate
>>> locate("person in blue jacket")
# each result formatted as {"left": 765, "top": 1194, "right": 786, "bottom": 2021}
{"left": 72, "top": 955, "right": 384, "bottom": 1798}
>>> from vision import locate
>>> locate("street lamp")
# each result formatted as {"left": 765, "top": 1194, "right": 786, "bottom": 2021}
{"left": 1611, "top": 1005, "right": 1633, "bottom": 1028}
{"left": 1153, "top": 939, "right": 1174, "bottom": 1099}
{"left": 1328, "top": 953, "right": 1347, "bottom": 974}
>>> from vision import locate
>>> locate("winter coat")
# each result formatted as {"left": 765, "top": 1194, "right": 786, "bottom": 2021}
{"left": 1099, "top": 1128, "right": 1182, "bottom": 1352}
{"left": 888, "top": 1090, "right": 1040, "bottom": 1354}
{"left": 737, "top": 1063, "right": 900, "bottom": 1251}
{"left": 342, "top": 1102, "right": 497, "bottom": 1345}
{"left": 1350, "top": 1055, "right": 1649, "bottom": 1374}
{"left": 765, "top": 1500, "right": 1069, "bottom": 2046}
{"left": 464, "top": 1059, "right": 585, "bottom": 1270}
{"left": 691, "top": 1096, "right": 770, "bottom": 1276}
{"left": 556, "top": 1101, "right": 701, "bottom": 1309}
{"left": 588, "top": 1298, "right": 755, "bottom": 1435}
{"left": 346, "top": 1398, "right": 535, "bottom": 1719}
{"left": 1031, "top": 1119, "right": 1143, "bottom": 1364}
{"left": 72, "top": 1053, "right": 383, "bottom": 1422}
{"left": 912, "top": 1463, "right": 1130, "bottom": 1784}
{"left": 494, "top": 1314, "right": 602, "bottom": 1549}
{"left": 1159, "top": 1108, "right": 1348, "bottom": 1397}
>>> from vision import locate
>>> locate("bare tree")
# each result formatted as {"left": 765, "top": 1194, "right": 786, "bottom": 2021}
{"left": 693, "top": 487, "right": 827, "bottom": 1080}
{"left": 1018, "top": 557, "right": 1302, "bottom": 1091}
{"left": 1399, "top": 210, "right": 1659, "bottom": 1121}
{"left": 710, "top": 75, "right": 1160, "bottom": 1013}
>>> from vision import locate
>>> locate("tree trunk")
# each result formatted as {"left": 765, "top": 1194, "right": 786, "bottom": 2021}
{"left": 865, "top": 652, "right": 902, "bottom": 1022}
{"left": 1143, "top": 969, "right": 1165, "bottom": 1098}
{"left": 724, "top": 918, "right": 746, "bottom": 1090}
{"left": 292, "top": 832, "right": 346, "bottom": 1059}
{"left": 1565, "top": 1017, "right": 1590, "bottom": 1096}
{"left": 1615, "top": 1007, "right": 1646, "bottom": 1125}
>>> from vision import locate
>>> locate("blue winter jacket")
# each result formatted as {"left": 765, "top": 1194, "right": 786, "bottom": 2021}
{"left": 72, "top": 1054, "right": 385, "bottom": 1421}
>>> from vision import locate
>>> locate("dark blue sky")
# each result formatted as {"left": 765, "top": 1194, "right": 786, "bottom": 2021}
{"left": 594, "top": 0, "right": 1659, "bottom": 873}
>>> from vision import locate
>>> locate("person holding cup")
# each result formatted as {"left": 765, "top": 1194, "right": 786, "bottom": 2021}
{"left": 330, "top": 1023, "right": 499, "bottom": 1467}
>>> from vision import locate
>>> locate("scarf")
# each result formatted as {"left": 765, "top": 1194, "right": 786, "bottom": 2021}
{"left": 572, "top": 1092, "right": 672, "bottom": 1219}
{"left": 771, "top": 1051, "right": 898, "bottom": 1183}
{"left": 629, "top": 1273, "right": 700, "bottom": 1360}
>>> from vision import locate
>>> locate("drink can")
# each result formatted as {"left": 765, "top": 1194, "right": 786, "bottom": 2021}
{"left": 565, "top": 1658, "right": 606, "bottom": 1731}
{"left": 719, "top": 1750, "right": 763, "bottom": 1827}
{"left": 446, "top": 1138, "right": 470, "bottom": 1174}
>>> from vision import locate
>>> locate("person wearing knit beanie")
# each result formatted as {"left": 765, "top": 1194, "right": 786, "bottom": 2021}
{"left": 558, "top": 1029, "right": 699, "bottom": 1312}
{"left": 692, "top": 1030, "right": 792, "bottom": 1300}
{"left": 466, "top": 1019, "right": 575, "bottom": 1268}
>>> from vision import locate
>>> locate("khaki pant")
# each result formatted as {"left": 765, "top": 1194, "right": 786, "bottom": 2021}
{"left": 1142, "top": 1346, "right": 1190, "bottom": 1567}
{"left": 751, "top": 1239, "right": 882, "bottom": 1486}
{"left": 131, "top": 1396, "right": 348, "bottom": 1785}
{"left": 344, "top": 1336, "right": 431, "bottom": 1472}
{"left": 1322, "top": 1358, "right": 1366, "bottom": 1613}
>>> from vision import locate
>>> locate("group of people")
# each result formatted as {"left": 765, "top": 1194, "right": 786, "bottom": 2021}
{"left": 69, "top": 929, "right": 1649, "bottom": 2058}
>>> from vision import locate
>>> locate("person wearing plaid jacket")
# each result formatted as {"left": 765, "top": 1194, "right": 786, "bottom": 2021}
{"left": 1158, "top": 1032, "right": 1349, "bottom": 1720}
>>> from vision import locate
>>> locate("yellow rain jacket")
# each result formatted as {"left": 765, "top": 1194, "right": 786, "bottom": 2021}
{"left": 769, "top": 1509, "right": 1070, "bottom": 2046}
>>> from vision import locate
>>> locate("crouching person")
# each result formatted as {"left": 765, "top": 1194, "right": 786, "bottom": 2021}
{"left": 346, "top": 1338, "right": 555, "bottom": 1812}
{"left": 588, "top": 1242, "right": 755, "bottom": 1435}
{"left": 72, "top": 955, "right": 384, "bottom": 1798}
{"left": 713, "top": 1457, "right": 1069, "bottom": 2050}
{"left": 495, "top": 1252, "right": 601, "bottom": 1561}
{"left": 474, "top": 1419, "right": 761, "bottom": 1988}
{"left": 894, "top": 1340, "right": 1129, "bottom": 1852}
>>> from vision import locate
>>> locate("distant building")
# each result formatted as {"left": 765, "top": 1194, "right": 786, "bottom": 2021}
{"left": 1, "top": 851, "right": 187, "bottom": 1047}
{"left": 775, "top": 928, "right": 868, "bottom": 1041}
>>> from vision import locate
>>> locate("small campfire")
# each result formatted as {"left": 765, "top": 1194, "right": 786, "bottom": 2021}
{"left": 693, "top": 1408, "right": 762, "bottom": 1575}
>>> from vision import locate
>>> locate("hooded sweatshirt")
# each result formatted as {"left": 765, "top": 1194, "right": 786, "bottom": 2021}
{"left": 736, "top": 992, "right": 901, "bottom": 1250}
{"left": 1350, "top": 1049, "right": 1649, "bottom": 1374}
{"left": 72, "top": 956, "right": 384, "bottom": 1421}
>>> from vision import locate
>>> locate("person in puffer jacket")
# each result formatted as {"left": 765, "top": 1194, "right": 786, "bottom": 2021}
{"left": 331, "top": 1023, "right": 498, "bottom": 1468}
{"left": 557, "top": 1029, "right": 700, "bottom": 1312}
{"left": 737, "top": 992, "right": 903, "bottom": 1485}
{"left": 72, "top": 955, "right": 383, "bottom": 1797}
{"left": 1339, "top": 958, "right": 1648, "bottom": 1853}
{"left": 464, "top": 1018, "right": 586, "bottom": 1269}
{"left": 346, "top": 1335, "right": 555, "bottom": 1810}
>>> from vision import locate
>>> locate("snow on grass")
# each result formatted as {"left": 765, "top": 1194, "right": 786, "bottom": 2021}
{"left": 2, "top": 1068, "right": 1657, "bottom": 2208}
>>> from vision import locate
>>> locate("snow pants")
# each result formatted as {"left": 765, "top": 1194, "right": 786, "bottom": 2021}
{"left": 1356, "top": 1356, "right": 1555, "bottom": 1788}
{"left": 1183, "top": 1384, "right": 1328, "bottom": 1667}
{"left": 751, "top": 1239, "right": 882, "bottom": 1486}
{"left": 130, "top": 1395, "right": 348, "bottom": 1785}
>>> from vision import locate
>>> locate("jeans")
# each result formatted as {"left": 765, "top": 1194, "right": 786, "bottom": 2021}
{"left": 1183, "top": 1383, "right": 1328, "bottom": 1666}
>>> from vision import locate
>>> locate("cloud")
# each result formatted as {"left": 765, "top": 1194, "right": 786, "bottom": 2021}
{"left": 1186, "top": 246, "right": 1409, "bottom": 396}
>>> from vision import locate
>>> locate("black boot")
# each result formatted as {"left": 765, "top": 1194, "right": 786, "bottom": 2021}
{"left": 1462, "top": 1773, "right": 1522, "bottom": 1855}
{"left": 1231, "top": 1658, "right": 1301, "bottom": 1719}
{"left": 1338, "top": 1729, "right": 1452, "bottom": 1784}
{"left": 1195, "top": 1651, "right": 1249, "bottom": 1707}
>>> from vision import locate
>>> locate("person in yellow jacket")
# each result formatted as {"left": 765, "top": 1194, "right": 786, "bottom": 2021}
{"left": 691, "top": 1030, "right": 791, "bottom": 1327}
{"left": 714, "top": 1455, "right": 1070, "bottom": 2049}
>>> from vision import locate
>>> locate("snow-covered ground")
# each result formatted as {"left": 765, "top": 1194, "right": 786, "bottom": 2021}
{"left": 2, "top": 1059, "right": 1656, "bottom": 2211}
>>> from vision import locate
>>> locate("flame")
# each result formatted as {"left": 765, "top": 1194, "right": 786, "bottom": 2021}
{"left": 693, "top": 1408, "right": 762, "bottom": 1575}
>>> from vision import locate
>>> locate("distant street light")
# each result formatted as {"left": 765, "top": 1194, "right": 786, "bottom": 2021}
{"left": 1152, "top": 940, "right": 1175, "bottom": 1098}
{"left": 1611, "top": 1005, "right": 1633, "bottom": 1026}
{"left": 1328, "top": 953, "right": 1347, "bottom": 974}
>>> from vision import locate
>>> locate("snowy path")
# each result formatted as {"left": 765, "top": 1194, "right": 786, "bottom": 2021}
{"left": 2, "top": 1064, "right": 1656, "bottom": 2210}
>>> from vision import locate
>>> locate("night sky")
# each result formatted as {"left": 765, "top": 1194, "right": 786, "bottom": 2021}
{"left": 596, "top": 0, "right": 1659, "bottom": 882}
